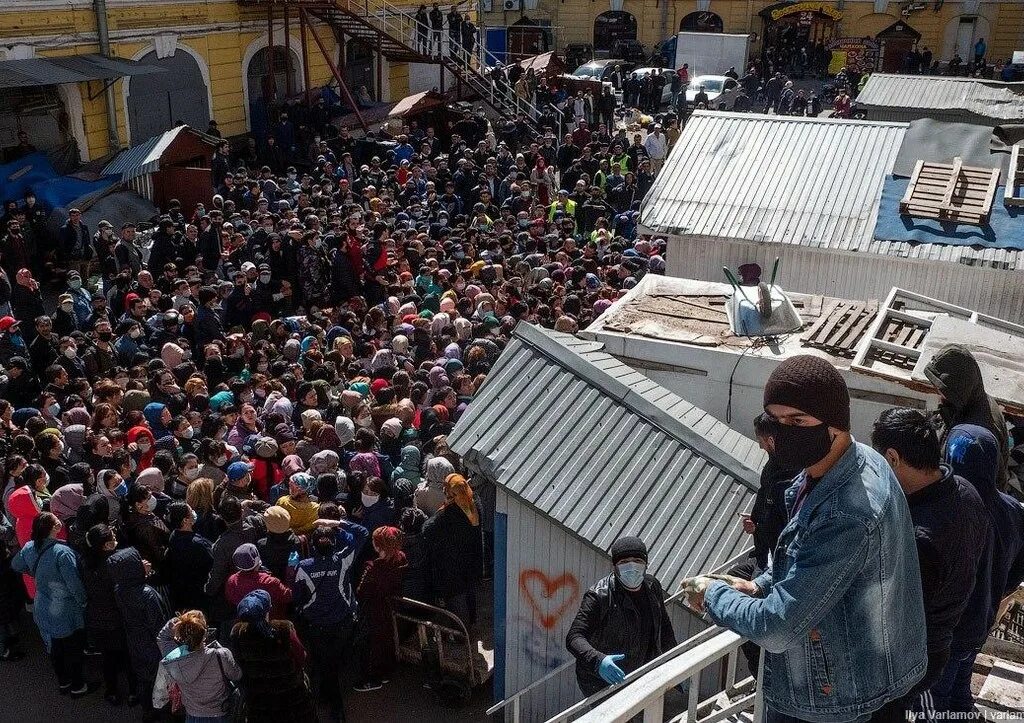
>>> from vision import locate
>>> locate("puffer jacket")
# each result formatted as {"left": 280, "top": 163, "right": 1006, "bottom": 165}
{"left": 153, "top": 619, "right": 241, "bottom": 717}
{"left": 108, "top": 547, "right": 172, "bottom": 683}
{"left": 924, "top": 344, "right": 1010, "bottom": 490}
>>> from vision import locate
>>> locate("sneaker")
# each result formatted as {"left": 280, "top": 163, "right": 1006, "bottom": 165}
{"left": 59, "top": 682, "right": 72, "bottom": 694}
{"left": 353, "top": 680, "right": 383, "bottom": 693}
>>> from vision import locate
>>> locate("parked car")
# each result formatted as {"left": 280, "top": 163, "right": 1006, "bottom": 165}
{"left": 632, "top": 67, "right": 676, "bottom": 105}
{"left": 685, "top": 75, "right": 738, "bottom": 107}
{"left": 569, "top": 59, "right": 634, "bottom": 89}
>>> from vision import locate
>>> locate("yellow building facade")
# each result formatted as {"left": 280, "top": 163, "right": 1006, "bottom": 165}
{"left": 481, "top": 0, "right": 1024, "bottom": 72}
{"left": 0, "top": 0, "right": 452, "bottom": 164}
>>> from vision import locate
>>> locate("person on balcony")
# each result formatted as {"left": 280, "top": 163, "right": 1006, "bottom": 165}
{"left": 565, "top": 536, "right": 677, "bottom": 696}
{"left": 682, "top": 355, "right": 927, "bottom": 723}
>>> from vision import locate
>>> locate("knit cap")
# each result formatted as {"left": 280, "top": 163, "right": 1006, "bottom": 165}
{"left": 763, "top": 355, "right": 850, "bottom": 431}
{"left": 610, "top": 536, "right": 648, "bottom": 564}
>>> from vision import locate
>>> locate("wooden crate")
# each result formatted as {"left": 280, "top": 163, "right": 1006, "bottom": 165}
{"left": 900, "top": 156, "right": 999, "bottom": 225}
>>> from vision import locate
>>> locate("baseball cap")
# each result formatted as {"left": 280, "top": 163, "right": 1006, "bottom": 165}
{"left": 227, "top": 461, "right": 254, "bottom": 483}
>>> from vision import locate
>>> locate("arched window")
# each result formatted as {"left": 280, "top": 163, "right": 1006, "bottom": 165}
{"left": 593, "top": 11, "right": 637, "bottom": 53}
{"left": 681, "top": 11, "right": 724, "bottom": 33}
{"left": 247, "top": 46, "right": 299, "bottom": 106}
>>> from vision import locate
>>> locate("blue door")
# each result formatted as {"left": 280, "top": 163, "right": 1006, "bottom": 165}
{"left": 485, "top": 27, "right": 507, "bottom": 64}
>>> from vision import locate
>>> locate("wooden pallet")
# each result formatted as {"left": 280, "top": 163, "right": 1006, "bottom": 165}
{"left": 801, "top": 300, "right": 878, "bottom": 357}
{"left": 1007, "top": 144, "right": 1024, "bottom": 207}
{"left": 900, "top": 157, "right": 999, "bottom": 225}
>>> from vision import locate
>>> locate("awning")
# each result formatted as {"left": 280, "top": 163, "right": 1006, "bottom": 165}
{"left": 103, "top": 126, "right": 187, "bottom": 181}
{"left": 387, "top": 90, "right": 445, "bottom": 119}
{"left": 0, "top": 54, "right": 167, "bottom": 90}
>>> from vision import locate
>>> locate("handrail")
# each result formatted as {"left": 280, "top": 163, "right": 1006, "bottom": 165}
{"left": 486, "top": 548, "right": 755, "bottom": 720}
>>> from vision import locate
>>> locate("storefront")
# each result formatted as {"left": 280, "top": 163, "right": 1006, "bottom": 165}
{"left": 827, "top": 36, "right": 880, "bottom": 74}
{"left": 761, "top": 1, "right": 842, "bottom": 50}
{"left": 876, "top": 21, "right": 922, "bottom": 73}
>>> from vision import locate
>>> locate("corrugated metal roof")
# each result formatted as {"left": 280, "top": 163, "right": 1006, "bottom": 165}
{"left": 0, "top": 54, "right": 167, "bottom": 89}
{"left": 640, "top": 112, "right": 1024, "bottom": 269}
{"left": 857, "top": 74, "right": 1024, "bottom": 122}
{"left": 449, "top": 322, "right": 765, "bottom": 586}
{"left": 642, "top": 112, "right": 908, "bottom": 251}
{"left": 102, "top": 126, "right": 188, "bottom": 181}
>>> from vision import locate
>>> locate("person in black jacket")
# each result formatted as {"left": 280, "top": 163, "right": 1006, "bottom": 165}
{"left": 566, "top": 536, "right": 677, "bottom": 696}
{"left": 871, "top": 408, "right": 989, "bottom": 705}
{"left": 82, "top": 524, "right": 137, "bottom": 706}
{"left": 165, "top": 501, "right": 214, "bottom": 613}
{"left": 330, "top": 235, "right": 361, "bottom": 305}
{"left": 422, "top": 474, "right": 482, "bottom": 626}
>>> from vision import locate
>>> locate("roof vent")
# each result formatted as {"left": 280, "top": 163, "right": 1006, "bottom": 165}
{"left": 723, "top": 260, "right": 803, "bottom": 337}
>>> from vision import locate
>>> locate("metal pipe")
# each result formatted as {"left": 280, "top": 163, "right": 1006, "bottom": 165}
{"left": 284, "top": 4, "right": 293, "bottom": 97}
{"left": 267, "top": 4, "right": 277, "bottom": 102}
{"left": 93, "top": 0, "right": 120, "bottom": 152}
{"left": 300, "top": 10, "right": 312, "bottom": 105}
{"left": 301, "top": 9, "right": 367, "bottom": 131}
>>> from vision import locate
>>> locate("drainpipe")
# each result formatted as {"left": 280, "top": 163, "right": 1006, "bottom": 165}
{"left": 660, "top": 0, "right": 668, "bottom": 51}
{"left": 94, "top": 0, "right": 121, "bottom": 153}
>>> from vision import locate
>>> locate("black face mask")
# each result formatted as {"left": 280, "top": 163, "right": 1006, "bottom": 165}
{"left": 97, "top": 331, "right": 113, "bottom": 342}
{"left": 770, "top": 423, "right": 834, "bottom": 471}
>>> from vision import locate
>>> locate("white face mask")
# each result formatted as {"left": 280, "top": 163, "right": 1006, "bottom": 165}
{"left": 180, "top": 427, "right": 194, "bottom": 439}
{"left": 214, "top": 455, "right": 228, "bottom": 467}
{"left": 137, "top": 441, "right": 151, "bottom": 453}
{"left": 361, "top": 492, "right": 379, "bottom": 508}
{"left": 184, "top": 466, "right": 200, "bottom": 480}
{"left": 615, "top": 561, "right": 646, "bottom": 590}
{"left": 61, "top": 302, "right": 74, "bottom": 313}
{"left": 63, "top": 347, "right": 77, "bottom": 359}
{"left": 356, "top": 415, "right": 373, "bottom": 429}
{"left": 145, "top": 495, "right": 158, "bottom": 512}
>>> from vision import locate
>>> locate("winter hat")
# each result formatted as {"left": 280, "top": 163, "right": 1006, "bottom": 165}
{"left": 763, "top": 355, "right": 850, "bottom": 431}
{"left": 253, "top": 436, "right": 279, "bottom": 459}
{"left": 233, "top": 543, "right": 261, "bottom": 571}
{"left": 136, "top": 468, "right": 165, "bottom": 495}
{"left": 380, "top": 418, "right": 403, "bottom": 439}
{"left": 289, "top": 472, "right": 316, "bottom": 495}
{"left": 237, "top": 589, "right": 271, "bottom": 622}
{"left": 263, "top": 506, "right": 291, "bottom": 535}
{"left": 610, "top": 536, "right": 648, "bottom": 564}
{"left": 334, "top": 416, "right": 355, "bottom": 446}
{"left": 281, "top": 455, "right": 305, "bottom": 477}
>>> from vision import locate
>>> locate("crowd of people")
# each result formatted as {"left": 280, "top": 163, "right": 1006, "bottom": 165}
{"left": 0, "top": 72, "right": 673, "bottom": 722}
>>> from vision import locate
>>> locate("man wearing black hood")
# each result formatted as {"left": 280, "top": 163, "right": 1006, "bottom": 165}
{"left": 566, "top": 536, "right": 676, "bottom": 696}
{"left": 923, "top": 344, "right": 1010, "bottom": 491}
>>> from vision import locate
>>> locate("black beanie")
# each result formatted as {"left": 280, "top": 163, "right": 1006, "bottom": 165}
{"left": 763, "top": 355, "right": 850, "bottom": 431}
{"left": 610, "top": 536, "right": 648, "bottom": 564}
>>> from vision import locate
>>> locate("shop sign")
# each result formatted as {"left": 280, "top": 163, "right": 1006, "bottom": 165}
{"left": 827, "top": 36, "right": 880, "bottom": 73}
{"left": 770, "top": 2, "right": 843, "bottom": 21}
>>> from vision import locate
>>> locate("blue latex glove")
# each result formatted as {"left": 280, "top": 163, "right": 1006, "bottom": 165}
{"left": 598, "top": 654, "right": 627, "bottom": 685}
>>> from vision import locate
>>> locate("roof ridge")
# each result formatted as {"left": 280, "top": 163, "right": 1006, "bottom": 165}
{"left": 512, "top": 322, "right": 761, "bottom": 490}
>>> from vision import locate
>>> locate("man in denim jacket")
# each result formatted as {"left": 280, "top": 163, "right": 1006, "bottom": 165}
{"left": 684, "top": 355, "right": 926, "bottom": 722}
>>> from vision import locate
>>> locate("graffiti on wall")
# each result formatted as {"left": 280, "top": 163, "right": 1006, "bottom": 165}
{"left": 517, "top": 569, "right": 581, "bottom": 671}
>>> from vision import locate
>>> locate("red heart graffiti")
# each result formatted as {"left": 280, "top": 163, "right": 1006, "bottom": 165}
{"left": 519, "top": 569, "right": 581, "bottom": 629}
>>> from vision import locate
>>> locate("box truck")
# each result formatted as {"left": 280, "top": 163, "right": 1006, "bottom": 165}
{"left": 671, "top": 31, "right": 750, "bottom": 76}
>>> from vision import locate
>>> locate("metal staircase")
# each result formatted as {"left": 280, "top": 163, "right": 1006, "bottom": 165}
{"left": 252, "top": 0, "right": 550, "bottom": 125}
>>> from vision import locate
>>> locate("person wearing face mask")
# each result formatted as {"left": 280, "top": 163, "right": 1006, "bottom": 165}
{"left": 163, "top": 501, "right": 214, "bottom": 613}
{"left": 566, "top": 536, "right": 676, "bottom": 696}
{"left": 12, "top": 513, "right": 94, "bottom": 697}
{"left": 682, "top": 355, "right": 926, "bottom": 723}
{"left": 123, "top": 486, "right": 170, "bottom": 572}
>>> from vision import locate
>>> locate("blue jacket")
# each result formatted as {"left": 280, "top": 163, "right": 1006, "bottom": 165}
{"left": 705, "top": 442, "right": 926, "bottom": 722}
{"left": 946, "top": 424, "right": 1024, "bottom": 651}
{"left": 12, "top": 539, "right": 87, "bottom": 646}
{"left": 292, "top": 521, "right": 369, "bottom": 626}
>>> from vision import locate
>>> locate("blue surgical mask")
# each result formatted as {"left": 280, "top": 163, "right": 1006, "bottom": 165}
{"left": 114, "top": 481, "right": 128, "bottom": 498}
{"left": 615, "top": 561, "right": 646, "bottom": 590}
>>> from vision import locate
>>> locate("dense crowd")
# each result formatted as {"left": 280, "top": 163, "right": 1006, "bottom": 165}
{"left": 0, "top": 92, "right": 669, "bottom": 723}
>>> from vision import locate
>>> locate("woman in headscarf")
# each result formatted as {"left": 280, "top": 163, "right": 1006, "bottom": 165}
{"left": 12, "top": 514, "right": 89, "bottom": 695}
{"left": 8, "top": 465, "right": 64, "bottom": 599}
{"left": 126, "top": 425, "right": 156, "bottom": 472}
{"left": 230, "top": 590, "right": 314, "bottom": 723}
{"left": 415, "top": 455, "right": 453, "bottom": 516}
{"left": 356, "top": 526, "right": 407, "bottom": 689}
{"left": 107, "top": 546, "right": 172, "bottom": 720}
{"left": 142, "top": 402, "right": 172, "bottom": 441}
{"left": 422, "top": 474, "right": 483, "bottom": 627}
{"left": 81, "top": 524, "right": 136, "bottom": 705}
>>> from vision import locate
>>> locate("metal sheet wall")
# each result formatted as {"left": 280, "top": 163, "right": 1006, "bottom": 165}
{"left": 497, "top": 488, "right": 707, "bottom": 722}
{"left": 669, "top": 236, "right": 1024, "bottom": 322}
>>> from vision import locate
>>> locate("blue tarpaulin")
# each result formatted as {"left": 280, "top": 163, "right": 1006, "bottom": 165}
{"left": 874, "top": 176, "right": 1024, "bottom": 250}
{"left": 0, "top": 152, "right": 118, "bottom": 211}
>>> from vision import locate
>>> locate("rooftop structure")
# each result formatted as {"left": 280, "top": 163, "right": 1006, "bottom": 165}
{"left": 857, "top": 73, "right": 1024, "bottom": 125}
{"left": 643, "top": 112, "right": 1024, "bottom": 320}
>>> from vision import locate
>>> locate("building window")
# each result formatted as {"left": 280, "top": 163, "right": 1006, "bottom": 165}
{"left": 681, "top": 12, "right": 724, "bottom": 33}
{"left": 593, "top": 11, "right": 637, "bottom": 52}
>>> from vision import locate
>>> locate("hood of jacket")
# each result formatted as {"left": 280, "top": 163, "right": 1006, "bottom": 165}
{"left": 923, "top": 344, "right": 985, "bottom": 413}
{"left": 161, "top": 644, "right": 216, "bottom": 684}
{"left": 107, "top": 546, "right": 147, "bottom": 588}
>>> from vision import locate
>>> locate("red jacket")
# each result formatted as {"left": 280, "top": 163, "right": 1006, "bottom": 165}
{"left": 224, "top": 569, "right": 292, "bottom": 619}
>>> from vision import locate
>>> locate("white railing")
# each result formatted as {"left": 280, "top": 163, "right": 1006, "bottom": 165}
{"left": 488, "top": 550, "right": 757, "bottom": 723}
{"left": 560, "top": 628, "right": 763, "bottom": 723}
